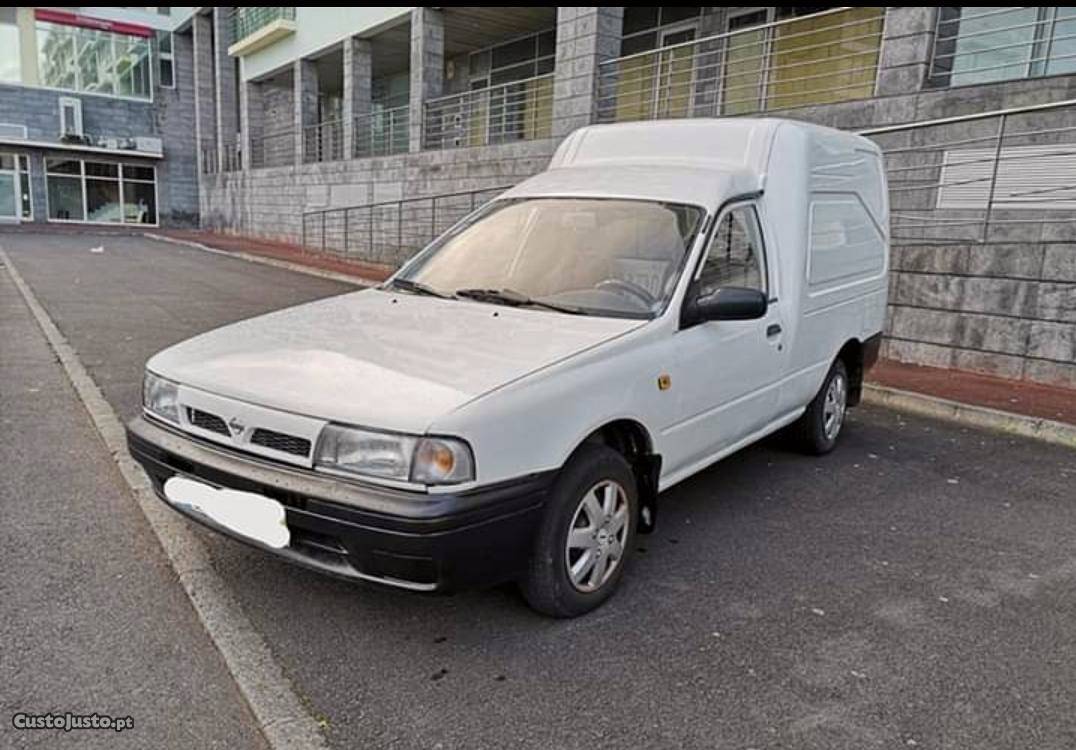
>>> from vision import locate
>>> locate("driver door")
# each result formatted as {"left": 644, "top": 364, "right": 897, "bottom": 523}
{"left": 665, "top": 201, "right": 787, "bottom": 476}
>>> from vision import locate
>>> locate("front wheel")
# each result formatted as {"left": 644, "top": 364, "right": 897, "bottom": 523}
{"left": 789, "top": 359, "right": 849, "bottom": 455}
{"left": 521, "top": 444, "right": 637, "bottom": 618}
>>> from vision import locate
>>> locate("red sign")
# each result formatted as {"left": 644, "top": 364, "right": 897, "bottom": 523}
{"left": 34, "top": 8, "right": 155, "bottom": 38}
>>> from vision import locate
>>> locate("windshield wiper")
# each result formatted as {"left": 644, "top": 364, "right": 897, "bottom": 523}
{"left": 454, "top": 288, "right": 586, "bottom": 315}
{"left": 385, "top": 278, "right": 453, "bottom": 299}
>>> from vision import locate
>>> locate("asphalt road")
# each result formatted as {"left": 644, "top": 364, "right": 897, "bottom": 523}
{"left": 3, "top": 231, "right": 1075, "bottom": 750}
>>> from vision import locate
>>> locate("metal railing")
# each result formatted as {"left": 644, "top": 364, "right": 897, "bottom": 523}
{"left": 424, "top": 73, "right": 555, "bottom": 151}
{"left": 861, "top": 98, "right": 1076, "bottom": 244}
{"left": 249, "top": 128, "right": 296, "bottom": 169}
{"left": 301, "top": 185, "right": 510, "bottom": 266}
{"left": 597, "top": 6, "right": 885, "bottom": 123}
{"left": 302, "top": 120, "right": 344, "bottom": 163}
{"left": 354, "top": 104, "right": 411, "bottom": 158}
{"left": 929, "top": 7, "right": 1076, "bottom": 88}
{"left": 230, "top": 6, "right": 295, "bottom": 45}
{"left": 200, "top": 139, "right": 242, "bottom": 174}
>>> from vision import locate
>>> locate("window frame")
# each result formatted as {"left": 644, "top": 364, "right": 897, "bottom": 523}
{"left": 620, "top": 7, "right": 705, "bottom": 56}
{"left": 44, "top": 157, "right": 158, "bottom": 226}
{"left": 688, "top": 199, "right": 770, "bottom": 302}
{"left": 928, "top": 6, "right": 1076, "bottom": 88}
{"left": 157, "top": 30, "right": 175, "bottom": 89}
{"left": 59, "top": 96, "right": 83, "bottom": 138}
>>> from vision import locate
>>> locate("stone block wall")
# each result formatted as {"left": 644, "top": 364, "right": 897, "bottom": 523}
{"left": 888, "top": 243, "right": 1076, "bottom": 387}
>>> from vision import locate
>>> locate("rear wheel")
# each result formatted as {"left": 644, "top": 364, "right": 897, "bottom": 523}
{"left": 789, "top": 359, "right": 848, "bottom": 455}
{"left": 521, "top": 444, "right": 637, "bottom": 618}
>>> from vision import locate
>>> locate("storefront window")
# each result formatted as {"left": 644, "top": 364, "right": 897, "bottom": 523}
{"left": 46, "top": 158, "right": 157, "bottom": 224}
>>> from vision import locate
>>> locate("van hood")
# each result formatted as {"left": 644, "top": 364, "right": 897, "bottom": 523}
{"left": 148, "top": 289, "right": 642, "bottom": 433}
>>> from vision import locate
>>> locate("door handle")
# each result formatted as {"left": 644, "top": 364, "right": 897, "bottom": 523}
{"left": 766, "top": 324, "right": 782, "bottom": 338}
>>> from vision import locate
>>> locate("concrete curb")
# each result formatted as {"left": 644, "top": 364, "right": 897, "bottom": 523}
{"left": 863, "top": 383, "right": 1076, "bottom": 449}
{"left": 144, "top": 231, "right": 377, "bottom": 288}
{"left": 1, "top": 248, "right": 330, "bottom": 750}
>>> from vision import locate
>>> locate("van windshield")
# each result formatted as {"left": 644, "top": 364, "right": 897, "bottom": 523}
{"left": 391, "top": 198, "right": 704, "bottom": 319}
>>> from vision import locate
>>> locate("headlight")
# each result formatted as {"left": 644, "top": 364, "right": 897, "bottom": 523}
{"left": 314, "top": 424, "right": 474, "bottom": 485}
{"left": 143, "top": 371, "right": 179, "bottom": 423}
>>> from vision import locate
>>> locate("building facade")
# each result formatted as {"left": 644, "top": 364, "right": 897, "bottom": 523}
{"left": 0, "top": 6, "right": 202, "bottom": 226}
{"left": 2, "top": 7, "right": 1074, "bottom": 387}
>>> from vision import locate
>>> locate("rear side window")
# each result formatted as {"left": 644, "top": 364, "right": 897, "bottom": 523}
{"left": 808, "top": 197, "right": 885, "bottom": 289}
{"left": 697, "top": 204, "right": 767, "bottom": 295}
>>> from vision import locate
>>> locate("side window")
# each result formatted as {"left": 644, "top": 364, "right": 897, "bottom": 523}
{"left": 697, "top": 204, "right": 766, "bottom": 296}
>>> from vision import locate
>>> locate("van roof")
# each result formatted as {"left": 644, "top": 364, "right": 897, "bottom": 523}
{"left": 503, "top": 164, "right": 757, "bottom": 208}
{"left": 503, "top": 117, "right": 879, "bottom": 208}
{"left": 548, "top": 117, "right": 877, "bottom": 173}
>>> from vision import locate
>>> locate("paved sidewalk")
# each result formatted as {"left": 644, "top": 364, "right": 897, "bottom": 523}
{"left": 0, "top": 268, "right": 267, "bottom": 749}
{"left": 870, "top": 359, "right": 1075, "bottom": 426}
{"left": 155, "top": 229, "right": 394, "bottom": 283}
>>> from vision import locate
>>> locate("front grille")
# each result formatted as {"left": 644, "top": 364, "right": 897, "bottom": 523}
{"left": 187, "top": 407, "right": 228, "bottom": 435}
{"left": 250, "top": 428, "right": 311, "bottom": 457}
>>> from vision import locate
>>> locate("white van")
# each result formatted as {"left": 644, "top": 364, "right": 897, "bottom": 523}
{"left": 129, "top": 118, "right": 888, "bottom": 617}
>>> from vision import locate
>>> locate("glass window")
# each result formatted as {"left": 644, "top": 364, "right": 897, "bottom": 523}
{"left": 623, "top": 7, "right": 660, "bottom": 36}
{"left": 46, "top": 158, "right": 82, "bottom": 175}
{"left": 44, "top": 158, "right": 157, "bottom": 224}
{"left": 86, "top": 178, "right": 122, "bottom": 222}
{"left": 35, "top": 20, "right": 152, "bottom": 100}
{"left": 48, "top": 175, "right": 85, "bottom": 221}
{"left": 698, "top": 205, "right": 766, "bottom": 295}
{"left": 85, "top": 161, "right": 119, "bottom": 178}
{"left": 18, "top": 155, "right": 31, "bottom": 219}
{"left": 0, "top": 18, "right": 19, "bottom": 82}
{"left": 157, "top": 31, "right": 174, "bottom": 88}
{"left": 399, "top": 198, "right": 704, "bottom": 319}
{"left": 948, "top": 7, "right": 1039, "bottom": 85}
{"left": 123, "top": 165, "right": 155, "bottom": 181}
{"left": 1040, "top": 7, "right": 1076, "bottom": 76}
{"left": 932, "top": 7, "right": 1076, "bottom": 86}
{"left": 123, "top": 180, "right": 156, "bottom": 224}
{"left": 0, "top": 153, "right": 16, "bottom": 219}
{"left": 491, "top": 35, "right": 537, "bottom": 69}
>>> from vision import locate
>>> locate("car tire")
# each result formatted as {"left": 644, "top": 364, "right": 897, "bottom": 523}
{"left": 789, "top": 358, "right": 849, "bottom": 455}
{"left": 520, "top": 444, "right": 637, "bottom": 618}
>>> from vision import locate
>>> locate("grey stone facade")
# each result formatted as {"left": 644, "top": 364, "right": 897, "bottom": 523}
{"left": 552, "top": 7, "right": 623, "bottom": 137}
{"left": 409, "top": 8, "right": 444, "bottom": 152}
{"left": 197, "top": 5, "right": 1076, "bottom": 387}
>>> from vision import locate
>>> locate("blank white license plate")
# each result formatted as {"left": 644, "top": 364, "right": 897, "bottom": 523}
{"left": 163, "top": 476, "right": 290, "bottom": 549}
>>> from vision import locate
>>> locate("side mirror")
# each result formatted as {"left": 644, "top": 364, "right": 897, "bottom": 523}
{"left": 681, "top": 286, "right": 767, "bottom": 327}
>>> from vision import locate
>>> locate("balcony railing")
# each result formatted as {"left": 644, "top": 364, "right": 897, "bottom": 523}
{"left": 424, "top": 73, "right": 554, "bottom": 151}
{"left": 230, "top": 7, "right": 296, "bottom": 46}
{"left": 249, "top": 128, "right": 296, "bottom": 169}
{"left": 301, "top": 186, "right": 510, "bottom": 266}
{"left": 862, "top": 99, "right": 1076, "bottom": 245}
{"left": 597, "top": 6, "right": 885, "bottom": 123}
{"left": 354, "top": 104, "right": 411, "bottom": 158}
{"left": 302, "top": 120, "right": 344, "bottom": 163}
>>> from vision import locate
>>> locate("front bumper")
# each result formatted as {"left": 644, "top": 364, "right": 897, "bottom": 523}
{"left": 126, "top": 416, "right": 552, "bottom": 592}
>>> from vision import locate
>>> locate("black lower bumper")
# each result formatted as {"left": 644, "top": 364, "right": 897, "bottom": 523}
{"left": 126, "top": 416, "right": 553, "bottom": 592}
